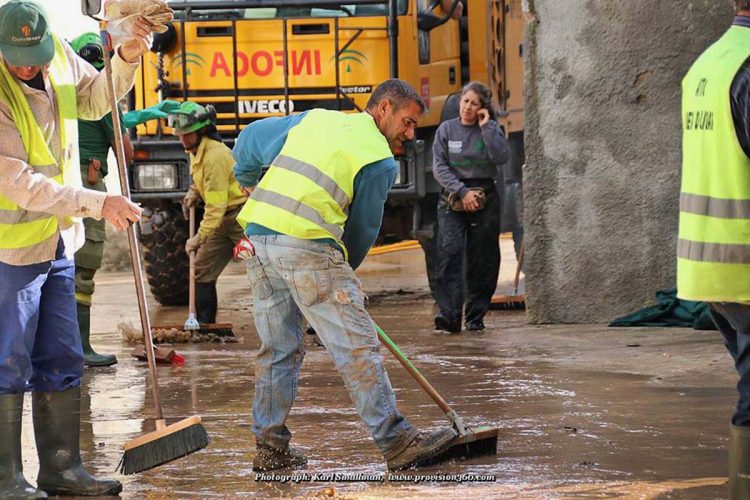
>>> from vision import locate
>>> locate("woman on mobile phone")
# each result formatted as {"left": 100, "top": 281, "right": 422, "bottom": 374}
{"left": 432, "top": 81, "right": 510, "bottom": 333}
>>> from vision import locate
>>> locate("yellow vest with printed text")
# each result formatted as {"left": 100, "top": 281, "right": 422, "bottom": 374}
{"left": 678, "top": 25, "right": 750, "bottom": 303}
{"left": 0, "top": 35, "right": 79, "bottom": 250}
{"left": 236, "top": 109, "right": 393, "bottom": 258}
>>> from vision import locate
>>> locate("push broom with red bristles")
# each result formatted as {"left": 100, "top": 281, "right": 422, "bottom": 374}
{"left": 95, "top": 23, "right": 209, "bottom": 474}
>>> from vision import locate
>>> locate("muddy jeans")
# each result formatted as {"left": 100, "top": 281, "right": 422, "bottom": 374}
{"left": 246, "top": 235, "right": 419, "bottom": 457}
{"left": 711, "top": 303, "right": 750, "bottom": 426}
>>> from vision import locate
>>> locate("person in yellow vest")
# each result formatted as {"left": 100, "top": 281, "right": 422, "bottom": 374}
{"left": 0, "top": 1, "right": 151, "bottom": 497}
{"left": 232, "top": 79, "right": 457, "bottom": 473}
{"left": 169, "top": 101, "right": 247, "bottom": 327}
{"left": 677, "top": 2, "right": 750, "bottom": 498}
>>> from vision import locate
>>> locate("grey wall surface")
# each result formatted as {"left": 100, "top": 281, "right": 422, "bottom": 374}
{"left": 524, "top": 0, "right": 734, "bottom": 323}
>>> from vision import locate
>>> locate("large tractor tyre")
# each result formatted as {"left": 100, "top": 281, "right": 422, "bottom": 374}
{"left": 140, "top": 204, "right": 189, "bottom": 306}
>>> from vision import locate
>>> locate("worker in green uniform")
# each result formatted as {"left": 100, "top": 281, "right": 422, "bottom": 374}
{"left": 169, "top": 101, "right": 247, "bottom": 325}
{"left": 70, "top": 32, "right": 134, "bottom": 366}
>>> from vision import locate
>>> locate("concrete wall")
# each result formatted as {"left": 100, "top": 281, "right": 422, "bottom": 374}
{"left": 524, "top": 0, "right": 734, "bottom": 323}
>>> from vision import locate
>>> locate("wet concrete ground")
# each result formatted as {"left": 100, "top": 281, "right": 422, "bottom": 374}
{"left": 19, "top": 241, "right": 734, "bottom": 498}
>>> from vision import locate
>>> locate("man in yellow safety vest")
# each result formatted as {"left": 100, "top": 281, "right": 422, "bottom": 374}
{"left": 0, "top": 1, "right": 152, "bottom": 496}
{"left": 233, "top": 79, "right": 457, "bottom": 473}
{"left": 678, "top": 1, "right": 750, "bottom": 498}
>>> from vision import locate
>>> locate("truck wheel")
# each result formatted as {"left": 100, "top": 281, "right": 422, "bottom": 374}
{"left": 141, "top": 205, "right": 189, "bottom": 306}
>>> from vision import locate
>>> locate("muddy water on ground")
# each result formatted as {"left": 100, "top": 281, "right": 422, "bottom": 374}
{"left": 18, "top": 246, "right": 730, "bottom": 498}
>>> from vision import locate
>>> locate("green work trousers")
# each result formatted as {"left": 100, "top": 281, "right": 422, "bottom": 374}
{"left": 74, "top": 167, "right": 106, "bottom": 306}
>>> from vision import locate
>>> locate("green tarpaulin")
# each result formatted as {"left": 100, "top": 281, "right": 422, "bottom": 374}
{"left": 609, "top": 288, "right": 717, "bottom": 330}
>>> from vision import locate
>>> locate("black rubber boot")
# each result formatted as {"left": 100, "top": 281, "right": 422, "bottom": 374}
{"left": 33, "top": 387, "right": 122, "bottom": 497}
{"left": 730, "top": 424, "right": 750, "bottom": 500}
{"left": 195, "top": 282, "right": 218, "bottom": 324}
{"left": 0, "top": 393, "right": 46, "bottom": 498}
{"left": 76, "top": 303, "right": 117, "bottom": 367}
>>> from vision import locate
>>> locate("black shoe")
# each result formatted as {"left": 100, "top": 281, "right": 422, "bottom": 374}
{"left": 386, "top": 428, "right": 457, "bottom": 471}
{"left": 252, "top": 446, "right": 307, "bottom": 472}
{"left": 466, "top": 320, "right": 485, "bottom": 332}
{"left": 434, "top": 315, "right": 461, "bottom": 334}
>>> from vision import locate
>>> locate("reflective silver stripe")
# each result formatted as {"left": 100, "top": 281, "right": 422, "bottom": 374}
{"left": 680, "top": 193, "right": 750, "bottom": 219}
{"left": 253, "top": 187, "right": 344, "bottom": 240}
{"left": 678, "top": 238, "right": 750, "bottom": 264}
{"left": 0, "top": 209, "right": 52, "bottom": 224}
{"left": 272, "top": 154, "right": 350, "bottom": 210}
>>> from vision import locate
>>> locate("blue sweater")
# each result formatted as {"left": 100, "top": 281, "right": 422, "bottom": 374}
{"left": 232, "top": 111, "right": 398, "bottom": 270}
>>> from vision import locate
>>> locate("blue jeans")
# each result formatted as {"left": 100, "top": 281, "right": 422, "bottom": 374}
{"left": 246, "top": 235, "right": 418, "bottom": 458}
{"left": 0, "top": 239, "right": 84, "bottom": 394}
{"left": 711, "top": 303, "right": 750, "bottom": 426}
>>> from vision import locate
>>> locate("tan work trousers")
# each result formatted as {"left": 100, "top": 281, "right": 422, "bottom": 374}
{"left": 195, "top": 205, "right": 245, "bottom": 283}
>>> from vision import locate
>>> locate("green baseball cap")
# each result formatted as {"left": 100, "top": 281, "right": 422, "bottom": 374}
{"left": 0, "top": 0, "right": 54, "bottom": 67}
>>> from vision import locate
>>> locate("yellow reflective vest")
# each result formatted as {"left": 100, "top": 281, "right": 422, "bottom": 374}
{"left": 677, "top": 25, "right": 750, "bottom": 303}
{"left": 0, "top": 35, "right": 78, "bottom": 250}
{"left": 237, "top": 109, "right": 393, "bottom": 258}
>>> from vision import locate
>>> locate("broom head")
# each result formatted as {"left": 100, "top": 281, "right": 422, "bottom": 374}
{"left": 490, "top": 294, "right": 526, "bottom": 310}
{"left": 119, "top": 415, "right": 209, "bottom": 474}
{"left": 423, "top": 426, "right": 498, "bottom": 466}
{"left": 151, "top": 323, "right": 236, "bottom": 341}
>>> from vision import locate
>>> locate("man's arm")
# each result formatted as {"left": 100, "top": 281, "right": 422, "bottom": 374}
{"left": 342, "top": 158, "right": 398, "bottom": 270}
{"left": 0, "top": 106, "right": 141, "bottom": 229}
{"left": 731, "top": 58, "right": 750, "bottom": 159}
{"left": 232, "top": 112, "right": 308, "bottom": 187}
{"left": 0, "top": 108, "right": 106, "bottom": 218}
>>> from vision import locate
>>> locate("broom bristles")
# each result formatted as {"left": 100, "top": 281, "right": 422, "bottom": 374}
{"left": 119, "top": 417, "right": 209, "bottom": 475}
{"left": 422, "top": 426, "right": 498, "bottom": 466}
{"left": 490, "top": 295, "right": 526, "bottom": 311}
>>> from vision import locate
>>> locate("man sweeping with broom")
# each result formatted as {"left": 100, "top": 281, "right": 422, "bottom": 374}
{"left": 233, "top": 79, "right": 457, "bottom": 472}
{"left": 169, "top": 100, "right": 247, "bottom": 332}
{"left": 0, "top": 1, "right": 152, "bottom": 496}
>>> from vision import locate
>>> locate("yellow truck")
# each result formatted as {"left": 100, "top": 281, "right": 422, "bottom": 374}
{"left": 128, "top": 0, "right": 525, "bottom": 305}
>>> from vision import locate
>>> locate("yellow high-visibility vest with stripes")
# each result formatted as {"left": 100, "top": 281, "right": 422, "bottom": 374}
{"left": 237, "top": 109, "right": 393, "bottom": 259}
{"left": 0, "top": 35, "right": 78, "bottom": 250}
{"left": 678, "top": 25, "right": 750, "bottom": 303}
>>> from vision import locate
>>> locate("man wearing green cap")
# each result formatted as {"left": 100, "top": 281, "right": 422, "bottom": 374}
{"left": 169, "top": 101, "right": 247, "bottom": 327}
{"left": 71, "top": 31, "right": 135, "bottom": 367}
{"left": 0, "top": 1, "right": 153, "bottom": 497}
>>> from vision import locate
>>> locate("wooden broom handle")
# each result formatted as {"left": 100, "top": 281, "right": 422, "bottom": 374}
{"left": 100, "top": 24, "right": 163, "bottom": 420}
